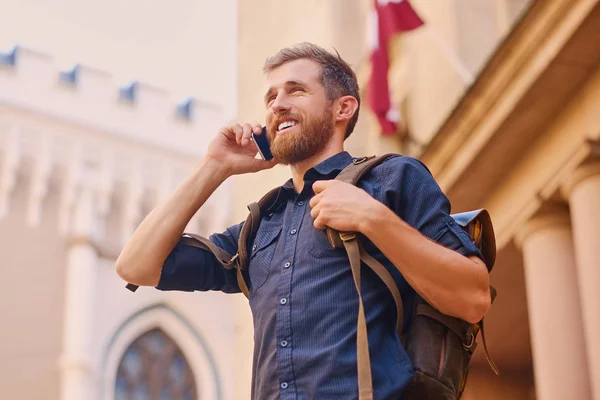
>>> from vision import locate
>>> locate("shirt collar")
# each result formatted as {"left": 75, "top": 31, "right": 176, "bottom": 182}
{"left": 267, "top": 152, "right": 354, "bottom": 213}
{"left": 280, "top": 151, "right": 354, "bottom": 191}
{"left": 305, "top": 151, "right": 355, "bottom": 181}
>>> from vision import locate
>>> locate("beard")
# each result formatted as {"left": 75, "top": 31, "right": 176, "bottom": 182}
{"left": 268, "top": 105, "right": 334, "bottom": 165}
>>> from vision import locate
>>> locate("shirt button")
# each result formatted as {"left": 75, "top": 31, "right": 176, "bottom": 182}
{"left": 280, "top": 298, "right": 287, "bottom": 305}
{"left": 281, "top": 382, "right": 288, "bottom": 389}
{"left": 280, "top": 340, "right": 288, "bottom": 347}
{"left": 290, "top": 229, "right": 297, "bottom": 235}
{"left": 297, "top": 201, "right": 304, "bottom": 206}
{"left": 284, "top": 262, "right": 291, "bottom": 269}
{"left": 252, "top": 244, "right": 257, "bottom": 251}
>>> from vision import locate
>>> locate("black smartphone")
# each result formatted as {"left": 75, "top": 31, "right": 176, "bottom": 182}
{"left": 251, "top": 126, "right": 273, "bottom": 161}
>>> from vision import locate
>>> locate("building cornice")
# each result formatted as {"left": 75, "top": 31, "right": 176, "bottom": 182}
{"left": 419, "top": 0, "right": 600, "bottom": 209}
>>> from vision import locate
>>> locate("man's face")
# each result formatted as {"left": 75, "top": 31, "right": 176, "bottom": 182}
{"left": 264, "top": 59, "right": 335, "bottom": 165}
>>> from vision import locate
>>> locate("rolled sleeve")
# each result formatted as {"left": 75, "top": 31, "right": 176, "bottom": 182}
{"left": 156, "top": 221, "right": 244, "bottom": 293}
{"left": 379, "top": 156, "right": 483, "bottom": 261}
{"left": 434, "top": 216, "right": 483, "bottom": 260}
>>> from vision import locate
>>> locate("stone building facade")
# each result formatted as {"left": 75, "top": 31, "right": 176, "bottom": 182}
{"left": 1, "top": 0, "right": 599, "bottom": 399}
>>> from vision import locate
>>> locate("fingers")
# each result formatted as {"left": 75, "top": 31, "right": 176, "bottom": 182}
{"left": 231, "top": 122, "right": 262, "bottom": 146}
{"left": 310, "top": 197, "right": 327, "bottom": 229}
{"left": 313, "top": 218, "right": 326, "bottom": 230}
{"left": 241, "top": 123, "right": 252, "bottom": 146}
{"left": 312, "top": 180, "right": 332, "bottom": 194}
{"left": 310, "top": 203, "right": 323, "bottom": 229}
{"left": 243, "top": 122, "right": 263, "bottom": 146}
{"left": 310, "top": 202, "right": 320, "bottom": 219}
{"left": 308, "top": 192, "right": 321, "bottom": 208}
{"left": 231, "top": 123, "right": 243, "bottom": 145}
{"left": 312, "top": 209, "right": 326, "bottom": 230}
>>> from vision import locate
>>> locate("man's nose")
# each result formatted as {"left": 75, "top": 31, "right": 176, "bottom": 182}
{"left": 271, "top": 93, "right": 292, "bottom": 114}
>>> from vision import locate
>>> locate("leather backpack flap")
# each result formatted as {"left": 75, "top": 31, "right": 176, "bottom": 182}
{"left": 450, "top": 209, "right": 496, "bottom": 272}
{"left": 449, "top": 209, "right": 500, "bottom": 376}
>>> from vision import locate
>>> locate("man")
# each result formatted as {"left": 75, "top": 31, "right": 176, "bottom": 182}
{"left": 116, "top": 42, "right": 491, "bottom": 399}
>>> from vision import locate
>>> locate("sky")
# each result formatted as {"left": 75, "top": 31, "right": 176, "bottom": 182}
{"left": 0, "top": 0, "right": 238, "bottom": 116}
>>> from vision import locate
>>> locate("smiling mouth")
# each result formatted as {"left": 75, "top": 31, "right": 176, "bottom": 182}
{"left": 277, "top": 120, "right": 298, "bottom": 132}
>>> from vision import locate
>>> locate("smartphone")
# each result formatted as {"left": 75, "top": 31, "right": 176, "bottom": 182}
{"left": 251, "top": 126, "right": 273, "bottom": 161}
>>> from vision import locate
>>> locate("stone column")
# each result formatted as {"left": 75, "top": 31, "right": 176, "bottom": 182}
{"left": 59, "top": 184, "right": 99, "bottom": 400}
{"left": 516, "top": 206, "right": 591, "bottom": 400}
{"left": 565, "top": 161, "right": 600, "bottom": 399}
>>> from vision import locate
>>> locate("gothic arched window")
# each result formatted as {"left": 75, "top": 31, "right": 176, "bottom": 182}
{"left": 114, "top": 328, "right": 198, "bottom": 400}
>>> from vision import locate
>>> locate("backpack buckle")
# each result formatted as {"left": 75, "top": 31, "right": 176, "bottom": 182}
{"left": 226, "top": 253, "right": 240, "bottom": 268}
{"left": 339, "top": 231, "right": 357, "bottom": 242}
{"left": 352, "top": 156, "right": 375, "bottom": 165}
{"left": 463, "top": 331, "right": 476, "bottom": 351}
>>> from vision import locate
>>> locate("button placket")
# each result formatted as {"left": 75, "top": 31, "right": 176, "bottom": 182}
{"left": 275, "top": 198, "right": 306, "bottom": 396}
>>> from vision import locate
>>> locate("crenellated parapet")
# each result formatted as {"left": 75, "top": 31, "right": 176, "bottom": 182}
{"left": 0, "top": 45, "right": 225, "bottom": 157}
{"left": 0, "top": 46, "right": 233, "bottom": 254}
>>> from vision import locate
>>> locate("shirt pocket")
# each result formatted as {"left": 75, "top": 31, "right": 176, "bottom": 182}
{"left": 248, "top": 225, "right": 281, "bottom": 294}
{"left": 307, "top": 228, "right": 345, "bottom": 259}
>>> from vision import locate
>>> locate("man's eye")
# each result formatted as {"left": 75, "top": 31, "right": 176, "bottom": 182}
{"left": 291, "top": 87, "right": 304, "bottom": 93}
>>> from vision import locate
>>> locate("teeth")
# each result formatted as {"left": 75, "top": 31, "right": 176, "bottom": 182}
{"left": 278, "top": 120, "right": 297, "bottom": 131}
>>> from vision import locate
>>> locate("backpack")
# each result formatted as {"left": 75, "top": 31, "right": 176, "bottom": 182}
{"left": 125, "top": 153, "right": 499, "bottom": 399}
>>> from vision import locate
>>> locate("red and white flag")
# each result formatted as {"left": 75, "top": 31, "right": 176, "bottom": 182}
{"left": 368, "top": 0, "right": 423, "bottom": 135}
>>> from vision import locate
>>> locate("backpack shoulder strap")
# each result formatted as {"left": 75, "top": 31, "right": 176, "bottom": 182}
{"left": 234, "top": 186, "right": 282, "bottom": 299}
{"left": 237, "top": 186, "right": 281, "bottom": 271}
{"left": 326, "top": 153, "right": 400, "bottom": 248}
{"left": 124, "top": 233, "right": 239, "bottom": 293}
{"left": 124, "top": 186, "right": 282, "bottom": 297}
{"left": 336, "top": 153, "right": 400, "bottom": 185}
{"left": 322, "top": 153, "right": 403, "bottom": 400}
{"left": 326, "top": 153, "right": 502, "bottom": 398}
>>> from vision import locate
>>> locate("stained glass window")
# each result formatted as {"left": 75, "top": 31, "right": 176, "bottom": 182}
{"left": 115, "top": 328, "right": 197, "bottom": 400}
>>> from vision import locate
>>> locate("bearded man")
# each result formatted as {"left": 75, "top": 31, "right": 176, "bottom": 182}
{"left": 116, "top": 42, "right": 491, "bottom": 399}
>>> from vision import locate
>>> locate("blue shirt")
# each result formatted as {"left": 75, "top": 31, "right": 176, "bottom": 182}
{"left": 157, "top": 151, "right": 483, "bottom": 400}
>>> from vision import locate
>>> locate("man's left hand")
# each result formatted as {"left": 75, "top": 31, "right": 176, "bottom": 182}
{"left": 310, "top": 180, "right": 380, "bottom": 232}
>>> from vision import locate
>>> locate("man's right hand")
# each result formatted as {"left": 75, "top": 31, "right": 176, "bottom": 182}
{"left": 116, "top": 121, "right": 276, "bottom": 287}
{"left": 206, "top": 122, "right": 278, "bottom": 177}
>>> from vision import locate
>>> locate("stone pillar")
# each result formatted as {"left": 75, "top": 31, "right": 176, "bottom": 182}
{"left": 59, "top": 184, "right": 99, "bottom": 400}
{"left": 517, "top": 206, "right": 591, "bottom": 400}
{"left": 565, "top": 161, "right": 600, "bottom": 399}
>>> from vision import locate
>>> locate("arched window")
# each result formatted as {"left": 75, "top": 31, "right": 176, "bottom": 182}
{"left": 114, "top": 328, "right": 198, "bottom": 400}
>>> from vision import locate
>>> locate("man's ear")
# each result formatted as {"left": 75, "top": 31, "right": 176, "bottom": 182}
{"left": 335, "top": 95, "right": 359, "bottom": 123}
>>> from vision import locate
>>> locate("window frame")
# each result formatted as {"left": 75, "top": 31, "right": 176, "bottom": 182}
{"left": 101, "top": 304, "right": 222, "bottom": 400}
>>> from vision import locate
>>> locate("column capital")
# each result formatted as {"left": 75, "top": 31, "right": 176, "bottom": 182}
{"left": 514, "top": 203, "right": 571, "bottom": 250}
{"left": 561, "top": 145, "right": 600, "bottom": 198}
